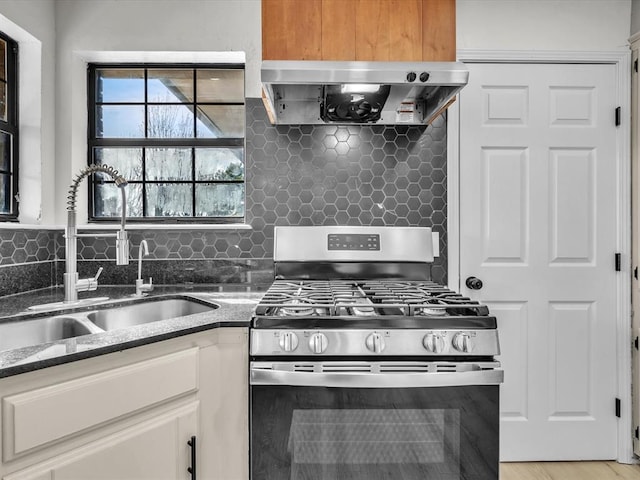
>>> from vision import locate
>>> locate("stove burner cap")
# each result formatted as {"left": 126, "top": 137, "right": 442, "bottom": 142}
{"left": 352, "top": 306, "right": 376, "bottom": 316}
{"left": 416, "top": 306, "right": 448, "bottom": 317}
{"left": 280, "top": 299, "right": 315, "bottom": 317}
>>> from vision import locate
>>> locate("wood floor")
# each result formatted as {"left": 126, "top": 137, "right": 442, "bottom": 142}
{"left": 500, "top": 461, "right": 640, "bottom": 479}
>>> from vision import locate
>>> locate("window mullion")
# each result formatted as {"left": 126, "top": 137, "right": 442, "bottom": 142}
{"left": 142, "top": 148, "right": 147, "bottom": 218}
{"left": 192, "top": 68, "right": 197, "bottom": 217}
{"left": 92, "top": 138, "right": 244, "bottom": 148}
{"left": 142, "top": 68, "right": 148, "bottom": 218}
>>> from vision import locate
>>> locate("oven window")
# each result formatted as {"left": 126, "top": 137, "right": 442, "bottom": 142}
{"left": 251, "top": 386, "right": 499, "bottom": 480}
{"left": 288, "top": 409, "right": 459, "bottom": 477}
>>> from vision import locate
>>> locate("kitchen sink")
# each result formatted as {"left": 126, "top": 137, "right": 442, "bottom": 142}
{"left": 1, "top": 296, "right": 219, "bottom": 354}
{"left": 0, "top": 316, "right": 98, "bottom": 353}
{"left": 86, "top": 297, "right": 217, "bottom": 331}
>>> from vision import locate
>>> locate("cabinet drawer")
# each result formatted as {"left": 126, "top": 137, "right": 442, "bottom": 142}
{"left": 3, "top": 348, "right": 198, "bottom": 458}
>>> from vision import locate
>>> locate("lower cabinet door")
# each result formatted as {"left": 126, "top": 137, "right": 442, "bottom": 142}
{"left": 5, "top": 402, "right": 199, "bottom": 480}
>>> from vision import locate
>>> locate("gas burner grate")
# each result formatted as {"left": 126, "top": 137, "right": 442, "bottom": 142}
{"left": 256, "top": 280, "right": 490, "bottom": 317}
{"left": 256, "top": 281, "right": 336, "bottom": 316}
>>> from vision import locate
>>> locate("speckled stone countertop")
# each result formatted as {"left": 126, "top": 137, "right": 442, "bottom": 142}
{"left": 0, "top": 284, "right": 269, "bottom": 378}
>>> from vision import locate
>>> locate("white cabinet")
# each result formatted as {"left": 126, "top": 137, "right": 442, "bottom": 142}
{"left": 6, "top": 403, "right": 198, "bottom": 480}
{"left": 0, "top": 328, "right": 248, "bottom": 480}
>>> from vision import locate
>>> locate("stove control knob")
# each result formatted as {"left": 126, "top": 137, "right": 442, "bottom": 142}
{"left": 278, "top": 332, "right": 299, "bottom": 352}
{"left": 423, "top": 333, "right": 446, "bottom": 353}
{"left": 452, "top": 332, "right": 474, "bottom": 353}
{"left": 309, "top": 333, "right": 329, "bottom": 354}
{"left": 365, "top": 332, "right": 386, "bottom": 353}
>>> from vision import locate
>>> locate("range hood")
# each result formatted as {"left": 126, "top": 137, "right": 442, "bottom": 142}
{"left": 261, "top": 60, "right": 468, "bottom": 126}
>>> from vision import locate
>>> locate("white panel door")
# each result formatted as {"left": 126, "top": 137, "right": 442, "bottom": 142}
{"left": 459, "top": 63, "right": 618, "bottom": 460}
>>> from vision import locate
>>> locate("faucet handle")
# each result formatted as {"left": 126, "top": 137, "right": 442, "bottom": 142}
{"left": 93, "top": 267, "right": 104, "bottom": 281}
{"left": 76, "top": 267, "right": 103, "bottom": 293}
{"left": 135, "top": 276, "right": 154, "bottom": 296}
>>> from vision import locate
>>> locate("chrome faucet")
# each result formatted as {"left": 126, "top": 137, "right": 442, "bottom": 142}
{"left": 64, "top": 164, "right": 129, "bottom": 303}
{"left": 135, "top": 239, "right": 153, "bottom": 296}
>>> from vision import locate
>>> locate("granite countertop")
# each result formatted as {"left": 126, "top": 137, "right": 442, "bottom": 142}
{"left": 0, "top": 284, "right": 269, "bottom": 379}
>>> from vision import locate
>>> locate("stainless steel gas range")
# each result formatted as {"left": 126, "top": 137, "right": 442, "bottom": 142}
{"left": 250, "top": 226, "right": 503, "bottom": 480}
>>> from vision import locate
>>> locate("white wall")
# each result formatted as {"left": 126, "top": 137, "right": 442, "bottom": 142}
{"left": 0, "top": 0, "right": 56, "bottom": 224}
{"left": 458, "top": 0, "right": 631, "bottom": 52}
{"left": 632, "top": 0, "right": 640, "bottom": 37}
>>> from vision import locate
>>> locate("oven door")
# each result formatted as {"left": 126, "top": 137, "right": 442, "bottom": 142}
{"left": 250, "top": 361, "right": 503, "bottom": 480}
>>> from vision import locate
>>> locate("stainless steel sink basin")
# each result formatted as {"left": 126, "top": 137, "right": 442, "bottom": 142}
{"left": 86, "top": 298, "right": 216, "bottom": 331}
{"left": 1, "top": 296, "right": 219, "bottom": 354}
{"left": 0, "top": 316, "right": 97, "bottom": 353}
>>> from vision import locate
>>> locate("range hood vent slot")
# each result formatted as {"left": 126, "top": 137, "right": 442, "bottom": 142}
{"left": 322, "top": 85, "right": 391, "bottom": 123}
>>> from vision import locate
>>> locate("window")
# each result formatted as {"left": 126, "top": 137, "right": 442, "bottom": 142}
{"left": 0, "top": 32, "right": 18, "bottom": 221}
{"left": 87, "top": 64, "right": 245, "bottom": 223}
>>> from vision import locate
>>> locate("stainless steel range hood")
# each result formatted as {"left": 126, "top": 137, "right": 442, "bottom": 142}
{"left": 261, "top": 60, "right": 468, "bottom": 126}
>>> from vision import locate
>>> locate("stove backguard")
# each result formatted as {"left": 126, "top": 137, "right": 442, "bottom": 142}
{"left": 274, "top": 261, "right": 432, "bottom": 281}
{"left": 274, "top": 226, "right": 438, "bottom": 264}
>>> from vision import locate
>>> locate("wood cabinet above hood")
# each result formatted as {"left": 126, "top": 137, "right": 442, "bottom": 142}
{"left": 262, "top": 0, "right": 456, "bottom": 62}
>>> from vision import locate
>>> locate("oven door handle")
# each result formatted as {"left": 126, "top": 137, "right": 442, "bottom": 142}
{"left": 250, "top": 366, "right": 504, "bottom": 388}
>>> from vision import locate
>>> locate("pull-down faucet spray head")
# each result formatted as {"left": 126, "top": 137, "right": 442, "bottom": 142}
{"left": 64, "top": 164, "right": 129, "bottom": 303}
{"left": 66, "top": 163, "right": 129, "bottom": 266}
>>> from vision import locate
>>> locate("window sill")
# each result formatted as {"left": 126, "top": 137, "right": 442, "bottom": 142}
{"left": 78, "top": 223, "right": 253, "bottom": 231}
{"left": 0, "top": 223, "right": 253, "bottom": 231}
{"left": 0, "top": 223, "right": 60, "bottom": 230}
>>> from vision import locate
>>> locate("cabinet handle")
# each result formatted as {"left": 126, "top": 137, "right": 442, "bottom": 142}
{"left": 187, "top": 435, "right": 196, "bottom": 480}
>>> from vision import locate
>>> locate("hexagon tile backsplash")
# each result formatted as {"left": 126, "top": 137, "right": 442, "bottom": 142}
{"left": 0, "top": 98, "right": 448, "bottom": 294}
{"left": 0, "top": 229, "right": 57, "bottom": 296}
{"left": 243, "top": 98, "right": 448, "bottom": 282}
